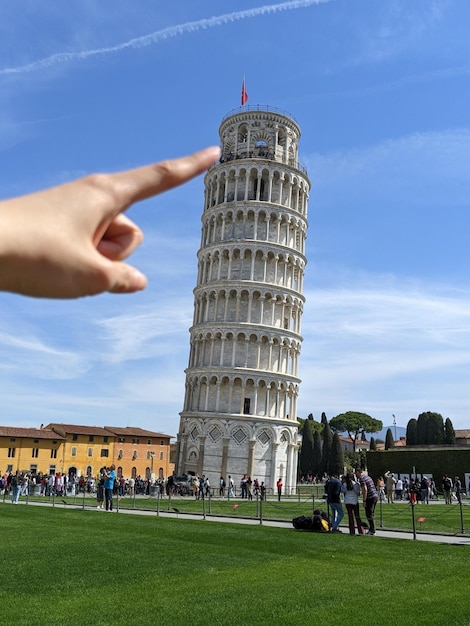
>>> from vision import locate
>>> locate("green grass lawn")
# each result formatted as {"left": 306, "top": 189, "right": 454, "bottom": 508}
{"left": 0, "top": 503, "right": 468, "bottom": 626}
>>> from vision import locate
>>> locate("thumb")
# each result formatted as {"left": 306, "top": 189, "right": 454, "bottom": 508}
{"left": 105, "top": 262, "right": 147, "bottom": 294}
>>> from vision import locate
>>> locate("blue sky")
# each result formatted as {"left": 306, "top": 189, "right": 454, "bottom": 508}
{"left": 1, "top": 0, "right": 470, "bottom": 437}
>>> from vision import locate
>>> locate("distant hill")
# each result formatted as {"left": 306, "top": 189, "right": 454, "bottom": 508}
{"left": 374, "top": 425, "right": 407, "bottom": 441}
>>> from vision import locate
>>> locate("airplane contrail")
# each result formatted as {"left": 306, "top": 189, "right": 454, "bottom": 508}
{"left": 0, "top": 0, "right": 333, "bottom": 76}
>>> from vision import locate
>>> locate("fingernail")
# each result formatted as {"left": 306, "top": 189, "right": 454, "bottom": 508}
{"left": 129, "top": 269, "right": 147, "bottom": 291}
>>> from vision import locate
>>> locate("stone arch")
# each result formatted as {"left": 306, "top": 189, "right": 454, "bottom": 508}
{"left": 230, "top": 423, "right": 249, "bottom": 446}
{"left": 252, "top": 130, "right": 273, "bottom": 153}
{"left": 232, "top": 377, "right": 244, "bottom": 414}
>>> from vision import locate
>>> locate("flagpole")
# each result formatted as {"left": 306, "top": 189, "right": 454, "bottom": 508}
{"left": 241, "top": 75, "right": 248, "bottom": 107}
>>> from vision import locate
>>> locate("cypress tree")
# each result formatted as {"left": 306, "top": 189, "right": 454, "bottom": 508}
{"left": 385, "top": 428, "right": 394, "bottom": 450}
{"left": 328, "top": 432, "right": 344, "bottom": 477}
{"left": 417, "top": 412, "right": 430, "bottom": 444}
{"left": 319, "top": 421, "right": 333, "bottom": 479}
{"left": 299, "top": 418, "right": 314, "bottom": 478}
{"left": 312, "top": 430, "right": 322, "bottom": 477}
{"left": 444, "top": 418, "right": 456, "bottom": 445}
{"left": 369, "top": 436, "right": 376, "bottom": 451}
{"left": 406, "top": 418, "right": 418, "bottom": 445}
{"left": 427, "top": 412, "right": 444, "bottom": 444}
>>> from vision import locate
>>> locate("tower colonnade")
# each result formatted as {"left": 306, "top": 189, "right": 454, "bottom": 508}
{"left": 204, "top": 166, "right": 309, "bottom": 216}
{"left": 193, "top": 286, "right": 304, "bottom": 332}
{"left": 176, "top": 106, "right": 310, "bottom": 494}
{"left": 187, "top": 328, "right": 302, "bottom": 374}
{"left": 197, "top": 244, "right": 306, "bottom": 292}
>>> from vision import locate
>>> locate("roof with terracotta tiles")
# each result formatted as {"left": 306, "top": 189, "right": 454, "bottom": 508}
{"left": 104, "top": 426, "right": 173, "bottom": 438}
{"left": 0, "top": 426, "right": 65, "bottom": 440}
{"left": 45, "top": 423, "right": 115, "bottom": 437}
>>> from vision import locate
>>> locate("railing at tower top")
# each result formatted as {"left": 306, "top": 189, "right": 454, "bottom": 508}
{"left": 221, "top": 105, "right": 299, "bottom": 125}
{"left": 208, "top": 146, "right": 308, "bottom": 175}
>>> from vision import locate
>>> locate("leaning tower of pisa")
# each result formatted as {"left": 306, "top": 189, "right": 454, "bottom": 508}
{"left": 175, "top": 105, "right": 310, "bottom": 495}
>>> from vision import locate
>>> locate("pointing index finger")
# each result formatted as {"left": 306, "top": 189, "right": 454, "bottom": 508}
{"left": 114, "top": 146, "right": 220, "bottom": 207}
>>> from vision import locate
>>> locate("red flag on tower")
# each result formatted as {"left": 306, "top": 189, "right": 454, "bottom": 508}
{"left": 241, "top": 77, "right": 248, "bottom": 106}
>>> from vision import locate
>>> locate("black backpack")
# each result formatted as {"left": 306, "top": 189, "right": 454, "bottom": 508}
{"left": 292, "top": 515, "right": 314, "bottom": 531}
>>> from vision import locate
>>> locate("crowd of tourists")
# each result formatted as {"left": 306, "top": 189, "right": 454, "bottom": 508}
{"left": 0, "top": 470, "right": 166, "bottom": 503}
{"left": 171, "top": 474, "right": 268, "bottom": 500}
{"left": 301, "top": 469, "right": 469, "bottom": 536}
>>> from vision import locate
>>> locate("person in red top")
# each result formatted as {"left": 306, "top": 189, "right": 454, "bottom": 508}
{"left": 276, "top": 478, "right": 283, "bottom": 501}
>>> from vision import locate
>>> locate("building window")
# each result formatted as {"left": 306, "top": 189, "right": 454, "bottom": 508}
{"left": 8, "top": 448, "right": 15, "bottom": 458}
{"left": 147, "top": 439, "right": 152, "bottom": 445}
{"left": 9, "top": 438, "right": 16, "bottom": 442}
{"left": 100, "top": 449, "right": 109, "bottom": 458}
{"left": 132, "top": 450, "right": 137, "bottom": 460}
{"left": 89, "top": 435, "right": 94, "bottom": 442}
{"left": 88, "top": 448, "right": 93, "bottom": 457}
{"left": 118, "top": 449, "right": 123, "bottom": 459}
{"left": 132, "top": 438, "right": 139, "bottom": 444}
{"left": 49, "top": 465, "right": 56, "bottom": 475}
{"left": 104, "top": 436, "right": 108, "bottom": 443}
{"left": 71, "top": 447, "right": 77, "bottom": 457}
{"left": 118, "top": 437, "right": 125, "bottom": 443}
{"left": 32, "top": 448, "right": 39, "bottom": 458}
{"left": 51, "top": 449, "right": 57, "bottom": 459}
{"left": 159, "top": 451, "right": 164, "bottom": 461}
{"left": 6, "top": 464, "right": 13, "bottom": 473}
{"left": 160, "top": 440, "right": 165, "bottom": 446}
{"left": 30, "top": 464, "right": 38, "bottom": 473}
{"left": 34, "top": 439, "right": 39, "bottom": 443}
{"left": 243, "top": 398, "right": 251, "bottom": 414}
{"left": 72, "top": 434, "right": 78, "bottom": 441}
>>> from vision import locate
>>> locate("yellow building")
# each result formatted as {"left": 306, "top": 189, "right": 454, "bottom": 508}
{"left": 0, "top": 426, "right": 65, "bottom": 476}
{"left": 104, "top": 426, "right": 174, "bottom": 480}
{"left": 0, "top": 423, "right": 174, "bottom": 481}
{"left": 46, "top": 423, "right": 116, "bottom": 479}
{"left": 46, "top": 423, "right": 174, "bottom": 479}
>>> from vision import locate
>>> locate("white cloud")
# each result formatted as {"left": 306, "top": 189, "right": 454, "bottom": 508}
{"left": 95, "top": 300, "right": 193, "bottom": 364}
{"left": 346, "top": 1, "right": 448, "bottom": 67}
{"left": 297, "top": 277, "right": 470, "bottom": 427}
{"left": 307, "top": 128, "right": 470, "bottom": 196}
{"left": 0, "top": 330, "right": 89, "bottom": 379}
{"left": 0, "top": 0, "right": 333, "bottom": 76}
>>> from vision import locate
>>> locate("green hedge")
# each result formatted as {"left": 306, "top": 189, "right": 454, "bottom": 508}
{"left": 366, "top": 447, "right": 470, "bottom": 487}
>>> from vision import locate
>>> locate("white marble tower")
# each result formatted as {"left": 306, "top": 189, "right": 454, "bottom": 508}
{"left": 175, "top": 105, "right": 310, "bottom": 495}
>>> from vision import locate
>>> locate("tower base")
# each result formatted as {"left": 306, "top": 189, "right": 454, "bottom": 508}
{"left": 175, "top": 413, "right": 299, "bottom": 495}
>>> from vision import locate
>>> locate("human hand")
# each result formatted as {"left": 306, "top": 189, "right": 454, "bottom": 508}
{"left": 0, "top": 146, "right": 220, "bottom": 298}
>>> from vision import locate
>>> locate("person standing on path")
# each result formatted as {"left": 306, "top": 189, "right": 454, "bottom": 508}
{"left": 327, "top": 473, "right": 344, "bottom": 533}
{"left": 103, "top": 465, "right": 116, "bottom": 511}
{"left": 342, "top": 472, "right": 364, "bottom": 535}
{"left": 96, "top": 469, "right": 105, "bottom": 509}
{"left": 276, "top": 477, "right": 283, "bottom": 501}
{"left": 356, "top": 469, "right": 378, "bottom": 536}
